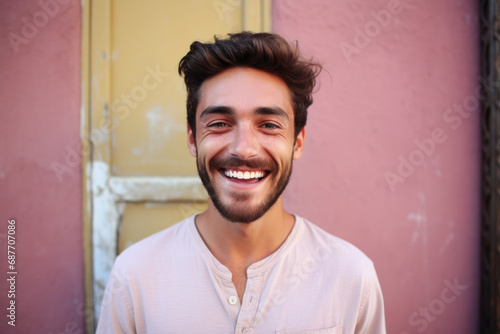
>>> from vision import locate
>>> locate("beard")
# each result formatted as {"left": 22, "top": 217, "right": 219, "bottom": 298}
{"left": 196, "top": 153, "right": 293, "bottom": 223}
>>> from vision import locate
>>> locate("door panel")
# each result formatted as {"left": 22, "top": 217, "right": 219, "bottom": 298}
{"left": 111, "top": 0, "right": 244, "bottom": 177}
{"left": 118, "top": 201, "right": 208, "bottom": 253}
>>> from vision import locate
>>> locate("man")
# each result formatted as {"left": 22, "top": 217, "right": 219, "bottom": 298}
{"left": 97, "top": 32, "right": 386, "bottom": 333}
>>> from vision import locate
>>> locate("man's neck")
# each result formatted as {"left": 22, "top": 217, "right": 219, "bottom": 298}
{"left": 194, "top": 198, "right": 295, "bottom": 270}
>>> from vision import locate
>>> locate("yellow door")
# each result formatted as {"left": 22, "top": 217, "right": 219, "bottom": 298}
{"left": 82, "top": 0, "right": 271, "bottom": 330}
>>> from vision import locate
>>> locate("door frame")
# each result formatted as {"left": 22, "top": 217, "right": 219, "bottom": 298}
{"left": 480, "top": 0, "right": 500, "bottom": 332}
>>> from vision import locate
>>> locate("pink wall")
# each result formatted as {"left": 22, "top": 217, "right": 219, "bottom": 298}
{"left": 0, "top": 0, "right": 84, "bottom": 333}
{"left": 278, "top": 0, "right": 480, "bottom": 333}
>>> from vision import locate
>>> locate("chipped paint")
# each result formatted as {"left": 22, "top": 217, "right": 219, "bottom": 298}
{"left": 408, "top": 212, "right": 426, "bottom": 244}
{"left": 439, "top": 233, "right": 455, "bottom": 254}
{"left": 146, "top": 105, "right": 185, "bottom": 152}
{"left": 109, "top": 176, "right": 206, "bottom": 202}
{"left": 407, "top": 192, "right": 428, "bottom": 248}
{"left": 407, "top": 192, "right": 430, "bottom": 296}
{"left": 131, "top": 147, "right": 144, "bottom": 156}
{"left": 91, "top": 160, "right": 121, "bottom": 319}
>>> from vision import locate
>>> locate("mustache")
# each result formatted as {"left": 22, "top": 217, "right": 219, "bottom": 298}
{"left": 209, "top": 155, "right": 276, "bottom": 171}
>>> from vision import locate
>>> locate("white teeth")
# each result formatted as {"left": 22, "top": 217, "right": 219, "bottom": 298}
{"left": 223, "top": 170, "right": 265, "bottom": 180}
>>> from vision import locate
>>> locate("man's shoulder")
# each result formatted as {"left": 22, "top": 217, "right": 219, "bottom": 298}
{"left": 296, "top": 216, "right": 376, "bottom": 275}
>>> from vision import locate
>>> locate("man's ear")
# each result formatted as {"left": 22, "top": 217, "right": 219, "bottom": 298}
{"left": 293, "top": 127, "right": 305, "bottom": 160}
{"left": 187, "top": 124, "right": 197, "bottom": 157}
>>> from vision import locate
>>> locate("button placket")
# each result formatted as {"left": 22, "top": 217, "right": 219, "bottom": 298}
{"left": 234, "top": 274, "right": 262, "bottom": 333}
{"left": 218, "top": 274, "right": 240, "bottom": 324}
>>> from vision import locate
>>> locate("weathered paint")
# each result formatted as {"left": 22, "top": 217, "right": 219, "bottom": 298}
{"left": 275, "top": 0, "right": 480, "bottom": 332}
{"left": 109, "top": 176, "right": 207, "bottom": 202}
{"left": 90, "top": 161, "right": 122, "bottom": 318}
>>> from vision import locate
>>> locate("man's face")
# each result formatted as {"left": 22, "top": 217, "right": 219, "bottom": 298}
{"left": 187, "top": 67, "right": 304, "bottom": 223}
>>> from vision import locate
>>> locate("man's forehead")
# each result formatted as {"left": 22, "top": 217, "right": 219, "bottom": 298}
{"left": 196, "top": 67, "right": 294, "bottom": 119}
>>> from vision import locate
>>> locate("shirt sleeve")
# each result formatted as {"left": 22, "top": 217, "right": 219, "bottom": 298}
{"left": 95, "top": 267, "right": 136, "bottom": 334}
{"left": 354, "top": 263, "right": 386, "bottom": 334}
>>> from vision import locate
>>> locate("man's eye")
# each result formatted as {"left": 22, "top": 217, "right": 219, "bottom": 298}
{"left": 209, "top": 122, "right": 229, "bottom": 127}
{"left": 262, "top": 123, "right": 279, "bottom": 129}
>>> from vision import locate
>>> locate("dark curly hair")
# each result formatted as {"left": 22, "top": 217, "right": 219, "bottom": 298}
{"left": 178, "top": 31, "right": 322, "bottom": 138}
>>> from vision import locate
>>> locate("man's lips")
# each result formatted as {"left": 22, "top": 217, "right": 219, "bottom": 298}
{"left": 209, "top": 156, "right": 274, "bottom": 183}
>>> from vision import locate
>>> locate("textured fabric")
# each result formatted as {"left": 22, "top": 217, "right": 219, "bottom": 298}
{"left": 96, "top": 215, "right": 386, "bottom": 334}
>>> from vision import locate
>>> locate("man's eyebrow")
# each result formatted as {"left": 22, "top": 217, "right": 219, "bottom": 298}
{"left": 199, "top": 106, "right": 233, "bottom": 120}
{"left": 199, "top": 106, "right": 289, "bottom": 121}
{"left": 254, "top": 107, "right": 289, "bottom": 120}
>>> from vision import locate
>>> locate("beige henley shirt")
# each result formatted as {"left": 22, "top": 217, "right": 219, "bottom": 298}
{"left": 96, "top": 215, "right": 386, "bottom": 334}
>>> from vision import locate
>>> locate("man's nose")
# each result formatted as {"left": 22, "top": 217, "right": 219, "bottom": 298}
{"left": 229, "top": 125, "right": 259, "bottom": 159}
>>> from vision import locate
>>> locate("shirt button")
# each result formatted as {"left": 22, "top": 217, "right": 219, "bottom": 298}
{"left": 228, "top": 296, "right": 238, "bottom": 305}
{"left": 242, "top": 329, "right": 251, "bottom": 334}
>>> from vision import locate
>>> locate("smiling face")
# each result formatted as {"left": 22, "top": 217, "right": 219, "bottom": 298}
{"left": 188, "top": 67, "right": 304, "bottom": 223}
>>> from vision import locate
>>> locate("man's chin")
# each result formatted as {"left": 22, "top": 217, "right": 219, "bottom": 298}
{"left": 213, "top": 202, "right": 267, "bottom": 224}
{"left": 221, "top": 210, "right": 265, "bottom": 224}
